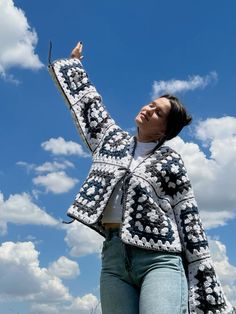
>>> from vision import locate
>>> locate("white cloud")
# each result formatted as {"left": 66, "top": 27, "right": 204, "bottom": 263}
{"left": 41, "top": 137, "right": 89, "bottom": 157}
{"left": 48, "top": 256, "right": 80, "bottom": 279}
{"left": 0, "top": 0, "right": 43, "bottom": 81}
{"left": 0, "top": 192, "right": 58, "bottom": 235}
{"left": 209, "top": 238, "right": 236, "bottom": 306}
{"left": 30, "top": 303, "right": 59, "bottom": 314}
{"left": 0, "top": 241, "right": 70, "bottom": 302}
{"left": 196, "top": 116, "right": 236, "bottom": 143}
{"left": 65, "top": 294, "right": 100, "bottom": 313}
{"left": 35, "top": 161, "right": 75, "bottom": 172}
{"left": 17, "top": 160, "right": 75, "bottom": 173}
{"left": 31, "top": 294, "right": 101, "bottom": 314}
{"left": 64, "top": 222, "right": 103, "bottom": 257}
{"left": 16, "top": 161, "right": 35, "bottom": 173}
{"left": 151, "top": 71, "right": 217, "bottom": 98}
{"left": 33, "top": 171, "right": 79, "bottom": 194}
{"left": 200, "top": 211, "right": 233, "bottom": 229}
{"left": 0, "top": 241, "right": 101, "bottom": 313}
{"left": 167, "top": 115, "right": 236, "bottom": 228}
{"left": 32, "top": 188, "right": 43, "bottom": 200}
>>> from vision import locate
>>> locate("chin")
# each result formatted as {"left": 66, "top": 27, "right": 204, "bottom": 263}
{"left": 135, "top": 116, "right": 140, "bottom": 125}
{"left": 135, "top": 115, "right": 143, "bottom": 125}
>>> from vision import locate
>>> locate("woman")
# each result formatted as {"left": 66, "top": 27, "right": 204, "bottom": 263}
{"left": 48, "top": 42, "right": 235, "bottom": 314}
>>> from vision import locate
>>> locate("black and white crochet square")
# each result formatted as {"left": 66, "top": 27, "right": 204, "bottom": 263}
{"left": 73, "top": 168, "right": 115, "bottom": 217}
{"left": 145, "top": 149, "right": 191, "bottom": 198}
{"left": 195, "top": 264, "right": 227, "bottom": 313}
{"left": 58, "top": 61, "right": 91, "bottom": 97}
{"left": 128, "top": 183, "right": 175, "bottom": 244}
{"left": 98, "top": 128, "right": 131, "bottom": 159}
{"left": 180, "top": 205, "right": 208, "bottom": 254}
{"left": 81, "top": 96, "right": 112, "bottom": 141}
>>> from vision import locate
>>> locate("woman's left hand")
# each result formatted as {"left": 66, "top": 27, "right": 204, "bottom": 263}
{"left": 70, "top": 41, "right": 84, "bottom": 60}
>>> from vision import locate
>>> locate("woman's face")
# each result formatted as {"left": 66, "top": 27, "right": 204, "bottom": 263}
{"left": 135, "top": 97, "right": 171, "bottom": 142}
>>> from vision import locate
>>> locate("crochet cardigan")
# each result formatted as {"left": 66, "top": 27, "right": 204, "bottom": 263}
{"left": 48, "top": 58, "right": 235, "bottom": 314}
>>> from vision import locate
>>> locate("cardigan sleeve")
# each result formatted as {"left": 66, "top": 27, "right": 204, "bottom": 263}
{"left": 170, "top": 153, "right": 235, "bottom": 314}
{"left": 48, "top": 58, "right": 116, "bottom": 153}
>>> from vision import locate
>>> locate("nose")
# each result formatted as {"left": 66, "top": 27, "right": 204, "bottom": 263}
{"left": 143, "top": 105, "right": 155, "bottom": 117}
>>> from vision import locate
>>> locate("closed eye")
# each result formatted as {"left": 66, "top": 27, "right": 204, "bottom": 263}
{"left": 150, "top": 102, "right": 164, "bottom": 117}
{"left": 155, "top": 109, "right": 162, "bottom": 117}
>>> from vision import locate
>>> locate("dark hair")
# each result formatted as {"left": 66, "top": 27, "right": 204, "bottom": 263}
{"left": 153, "top": 94, "right": 192, "bottom": 150}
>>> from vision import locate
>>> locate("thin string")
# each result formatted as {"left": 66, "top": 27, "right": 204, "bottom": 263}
{"left": 62, "top": 218, "right": 75, "bottom": 224}
{"left": 48, "top": 40, "right": 52, "bottom": 65}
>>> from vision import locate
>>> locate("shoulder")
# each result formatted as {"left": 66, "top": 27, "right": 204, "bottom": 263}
{"left": 157, "top": 145, "right": 184, "bottom": 163}
{"left": 154, "top": 145, "right": 188, "bottom": 180}
{"left": 146, "top": 145, "right": 191, "bottom": 199}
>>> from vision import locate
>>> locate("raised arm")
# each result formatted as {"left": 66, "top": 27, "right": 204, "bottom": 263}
{"left": 48, "top": 42, "right": 116, "bottom": 153}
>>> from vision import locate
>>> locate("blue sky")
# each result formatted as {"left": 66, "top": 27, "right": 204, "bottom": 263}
{"left": 0, "top": 0, "right": 236, "bottom": 313}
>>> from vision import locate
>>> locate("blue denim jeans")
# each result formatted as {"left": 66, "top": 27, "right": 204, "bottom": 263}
{"left": 100, "top": 229, "right": 188, "bottom": 314}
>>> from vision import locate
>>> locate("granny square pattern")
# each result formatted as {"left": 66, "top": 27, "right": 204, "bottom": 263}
{"left": 49, "top": 58, "right": 235, "bottom": 314}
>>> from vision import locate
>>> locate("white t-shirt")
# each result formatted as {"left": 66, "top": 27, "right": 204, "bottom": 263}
{"left": 102, "top": 140, "right": 158, "bottom": 224}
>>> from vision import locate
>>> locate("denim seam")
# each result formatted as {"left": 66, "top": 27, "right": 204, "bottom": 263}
{"left": 179, "top": 260, "right": 188, "bottom": 314}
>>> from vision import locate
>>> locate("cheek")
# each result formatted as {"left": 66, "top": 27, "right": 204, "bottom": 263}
{"left": 160, "top": 119, "right": 168, "bottom": 130}
{"left": 152, "top": 117, "right": 167, "bottom": 132}
{"left": 162, "top": 120, "right": 169, "bottom": 133}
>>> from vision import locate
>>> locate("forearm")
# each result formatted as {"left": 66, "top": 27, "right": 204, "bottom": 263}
{"left": 48, "top": 57, "right": 115, "bottom": 152}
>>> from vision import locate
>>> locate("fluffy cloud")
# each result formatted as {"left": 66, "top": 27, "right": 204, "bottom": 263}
{"left": 16, "top": 160, "right": 74, "bottom": 172}
{"left": 41, "top": 137, "right": 89, "bottom": 157}
{"left": 17, "top": 160, "right": 75, "bottom": 173}
{"left": 0, "top": 192, "right": 58, "bottom": 235}
{"left": 33, "top": 171, "right": 79, "bottom": 194}
{"left": 151, "top": 71, "right": 217, "bottom": 98}
{"left": 17, "top": 159, "right": 78, "bottom": 194}
{"left": 209, "top": 238, "right": 236, "bottom": 306}
{"left": 35, "top": 161, "right": 75, "bottom": 172}
{"left": 167, "top": 116, "right": 236, "bottom": 228}
{"left": 0, "top": 241, "right": 70, "bottom": 302}
{"left": 0, "top": 0, "right": 43, "bottom": 81}
{"left": 65, "top": 294, "right": 100, "bottom": 313}
{"left": 64, "top": 222, "right": 103, "bottom": 257}
{"left": 0, "top": 241, "right": 100, "bottom": 313}
{"left": 196, "top": 116, "right": 236, "bottom": 142}
{"left": 31, "top": 294, "right": 101, "bottom": 314}
{"left": 48, "top": 256, "right": 80, "bottom": 279}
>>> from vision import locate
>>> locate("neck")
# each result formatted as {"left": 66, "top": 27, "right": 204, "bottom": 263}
{"left": 136, "top": 132, "right": 158, "bottom": 143}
